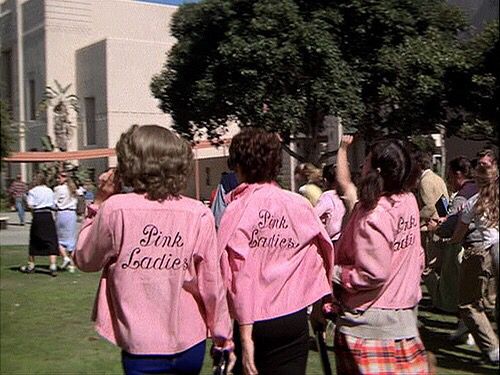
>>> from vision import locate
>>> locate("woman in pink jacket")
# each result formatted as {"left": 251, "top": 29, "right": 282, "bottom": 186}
{"left": 333, "top": 138, "right": 431, "bottom": 374}
{"left": 75, "top": 125, "right": 232, "bottom": 375}
{"left": 219, "top": 128, "right": 333, "bottom": 375}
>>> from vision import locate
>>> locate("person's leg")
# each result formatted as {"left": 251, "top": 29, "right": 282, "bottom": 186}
{"left": 20, "top": 256, "right": 35, "bottom": 273}
{"left": 121, "top": 340, "right": 205, "bottom": 375}
{"left": 252, "top": 309, "right": 309, "bottom": 375}
{"left": 460, "top": 303, "right": 498, "bottom": 353}
{"left": 15, "top": 197, "right": 25, "bottom": 225}
{"left": 49, "top": 255, "right": 57, "bottom": 277}
{"left": 459, "top": 248, "right": 498, "bottom": 362}
{"left": 59, "top": 246, "right": 74, "bottom": 270}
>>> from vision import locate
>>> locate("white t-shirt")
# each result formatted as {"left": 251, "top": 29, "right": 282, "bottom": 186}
{"left": 54, "top": 184, "right": 78, "bottom": 210}
{"left": 27, "top": 185, "right": 55, "bottom": 209}
{"left": 461, "top": 193, "right": 499, "bottom": 248}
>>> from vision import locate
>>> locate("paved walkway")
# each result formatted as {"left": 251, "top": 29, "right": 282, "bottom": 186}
{"left": 0, "top": 211, "right": 31, "bottom": 246}
{"left": 0, "top": 211, "right": 85, "bottom": 246}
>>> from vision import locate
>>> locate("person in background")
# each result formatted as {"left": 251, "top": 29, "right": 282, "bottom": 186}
{"left": 54, "top": 172, "right": 78, "bottom": 272}
{"left": 211, "top": 171, "right": 239, "bottom": 229}
{"left": 477, "top": 148, "right": 497, "bottom": 168}
{"left": 83, "top": 180, "right": 96, "bottom": 204}
{"left": 8, "top": 174, "right": 27, "bottom": 226}
{"left": 74, "top": 125, "right": 233, "bottom": 375}
{"left": 333, "top": 138, "right": 431, "bottom": 374}
{"left": 449, "top": 164, "right": 499, "bottom": 365}
{"left": 427, "top": 156, "right": 480, "bottom": 342}
{"left": 219, "top": 128, "right": 333, "bottom": 375}
{"left": 294, "top": 162, "right": 323, "bottom": 206}
{"left": 20, "top": 172, "right": 59, "bottom": 277}
{"left": 415, "top": 151, "right": 460, "bottom": 314}
{"left": 314, "top": 164, "right": 346, "bottom": 243}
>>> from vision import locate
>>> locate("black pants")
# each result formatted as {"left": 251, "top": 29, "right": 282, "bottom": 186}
{"left": 233, "top": 308, "right": 309, "bottom": 375}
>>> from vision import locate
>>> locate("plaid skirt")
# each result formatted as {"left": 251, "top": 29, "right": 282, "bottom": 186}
{"left": 334, "top": 330, "right": 431, "bottom": 375}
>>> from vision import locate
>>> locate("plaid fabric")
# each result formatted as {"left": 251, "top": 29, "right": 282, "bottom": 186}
{"left": 334, "top": 330, "right": 431, "bottom": 375}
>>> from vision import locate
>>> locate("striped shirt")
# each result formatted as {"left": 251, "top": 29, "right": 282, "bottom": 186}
{"left": 9, "top": 180, "right": 27, "bottom": 198}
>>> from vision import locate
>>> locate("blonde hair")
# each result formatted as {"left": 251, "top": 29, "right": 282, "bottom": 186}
{"left": 474, "top": 165, "right": 499, "bottom": 228}
{"left": 116, "top": 124, "right": 193, "bottom": 201}
{"left": 295, "top": 163, "right": 322, "bottom": 185}
{"left": 67, "top": 177, "right": 77, "bottom": 197}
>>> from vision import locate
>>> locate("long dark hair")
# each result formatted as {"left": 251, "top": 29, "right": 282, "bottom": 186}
{"left": 359, "top": 139, "right": 417, "bottom": 210}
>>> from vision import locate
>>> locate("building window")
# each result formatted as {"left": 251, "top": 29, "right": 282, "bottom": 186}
{"left": 29, "top": 79, "right": 36, "bottom": 120}
{"left": 85, "top": 97, "right": 96, "bottom": 145}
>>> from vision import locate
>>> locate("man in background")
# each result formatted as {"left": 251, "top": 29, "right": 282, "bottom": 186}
{"left": 8, "top": 174, "right": 27, "bottom": 226}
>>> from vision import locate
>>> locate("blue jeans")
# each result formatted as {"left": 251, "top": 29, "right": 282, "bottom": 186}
{"left": 121, "top": 340, "right": 206, "bottom": 375}
{"left": 15, "top": 197, "right": 25, "bottom": 225}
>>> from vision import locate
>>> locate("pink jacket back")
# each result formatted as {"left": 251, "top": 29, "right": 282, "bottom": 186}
{"left": 75, "top": 193, "right": 231, "bottom": 355}
{"left": 218, "top": 183, "right": 333, "bottom": 324}
{"left": 335, "top": 193, "right": 424, "bottom": 311}
{"left": 314, "top": 190, "right": 346, "bottom": 241}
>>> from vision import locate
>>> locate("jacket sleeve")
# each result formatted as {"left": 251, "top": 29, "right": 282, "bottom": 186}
{"left": 337, "top": 213, "right": 392, "bottom": 291}
{"left": 419, "top": 178, "right": 441, "bottom": 222}
{"left": 299, "top": 202, "right": 335, "bottom": 284}
{"left": 195, "top": 211, "right": 232, "bottom": 340}
{"left": 74, "top": 203, "right": 116, "bottom": 272}
{"left": 437, "top": 195, "right": 467, "bottom": 238}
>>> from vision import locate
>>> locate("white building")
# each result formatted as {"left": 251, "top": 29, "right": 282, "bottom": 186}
{"left": 0, "top": 0, "right": 237, "bottom": 200}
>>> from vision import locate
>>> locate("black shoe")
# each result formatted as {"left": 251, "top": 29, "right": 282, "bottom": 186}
{"left": 19, "top": 265, "right": 35, "bottom": 273}
{"left": 50, "top": 268, "right": 57, "bottom": 277}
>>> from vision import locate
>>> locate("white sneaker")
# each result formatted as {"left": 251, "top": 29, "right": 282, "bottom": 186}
{"left": 68, "top": 265, "right": 76, "bottom": 273}
{"left": 487, "top": 347, "right": 499, "bottom": 365}
{"left": 61, "top": 257, "right": 71, "bottom": 270}
{"left": 466, "top": 334, "right": 476, "bottom": 346}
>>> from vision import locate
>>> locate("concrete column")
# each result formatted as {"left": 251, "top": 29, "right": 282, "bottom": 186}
{"left": 16, "top": 0, "right": 26, "bottom": 181}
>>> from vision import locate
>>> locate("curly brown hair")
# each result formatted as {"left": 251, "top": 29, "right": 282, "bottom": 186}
{"left": 474, "top": 165, "right": 499, "bottom": 228}
{"left": 116, "top": 125, "right": 193, "bottom": 201}
{"left": 228, "top": 128, "right": 282, "bottom": 183}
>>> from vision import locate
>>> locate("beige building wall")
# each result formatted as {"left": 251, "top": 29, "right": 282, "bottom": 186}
{"left": 105, "top": 37, "right": 174, "bottom": 148}
{"left": 1, "top": 0, "right": 237, "bottom": 196}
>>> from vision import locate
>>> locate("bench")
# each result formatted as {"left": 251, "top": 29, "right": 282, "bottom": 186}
{"left": 0, "top": 217, "right": 8, "bottom": 230}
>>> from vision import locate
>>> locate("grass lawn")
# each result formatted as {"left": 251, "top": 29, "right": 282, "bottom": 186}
{"left": 1, "top": 245, "right": 498, "bottom": 374}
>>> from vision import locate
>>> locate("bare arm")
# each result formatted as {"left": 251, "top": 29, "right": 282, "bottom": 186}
{"left": 336, "top": 135, "right": 358, "bottom": 214}
{"left": 240, "top": 324, "right": 258, "bottom": 375}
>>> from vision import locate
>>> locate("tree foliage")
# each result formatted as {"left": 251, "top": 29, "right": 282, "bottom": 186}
{"left": 1, "top": 100, "right": 15, "bottom": 160}
{"left": 445, "top": 21, "right": 498, "bottom": 142}
{"left": 151, "top": 0, "right": 477, "bottom": 160}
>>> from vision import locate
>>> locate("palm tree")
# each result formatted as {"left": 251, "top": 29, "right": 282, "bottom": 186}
{"left": 38, "top": 80, "right": 79, "bottom": 151}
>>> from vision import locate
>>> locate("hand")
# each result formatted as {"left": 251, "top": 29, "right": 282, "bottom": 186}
{"left": 340, "top": 135, "right": 354, "bottom": 150}
{"left": 242, "top": 342, "right": 258, "bottom": 375}
{"left": 94, "top": 168, "right": 121, "bottom": 206}
{"left": 426, "top": 218, "right": 443, "bottom": 232}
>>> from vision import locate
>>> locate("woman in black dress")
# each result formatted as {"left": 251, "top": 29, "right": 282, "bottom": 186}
{"left": 20, "top": 172, "right": 59, "bottom": 276}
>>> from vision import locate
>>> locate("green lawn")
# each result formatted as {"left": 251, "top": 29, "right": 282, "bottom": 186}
{"left": 1, "top": 245, "right": 497, "bottom": 374}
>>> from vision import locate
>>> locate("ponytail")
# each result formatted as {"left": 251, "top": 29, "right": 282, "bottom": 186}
{"left": 358, "top": 138, "right": 414, "bottom": 211}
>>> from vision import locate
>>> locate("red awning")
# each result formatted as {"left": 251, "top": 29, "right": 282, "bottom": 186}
{"left": 2, "top": 148, "right": 116, "bottom": 163}
{"left": 2, "top": 139, "right": 232, "bottom": 163}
